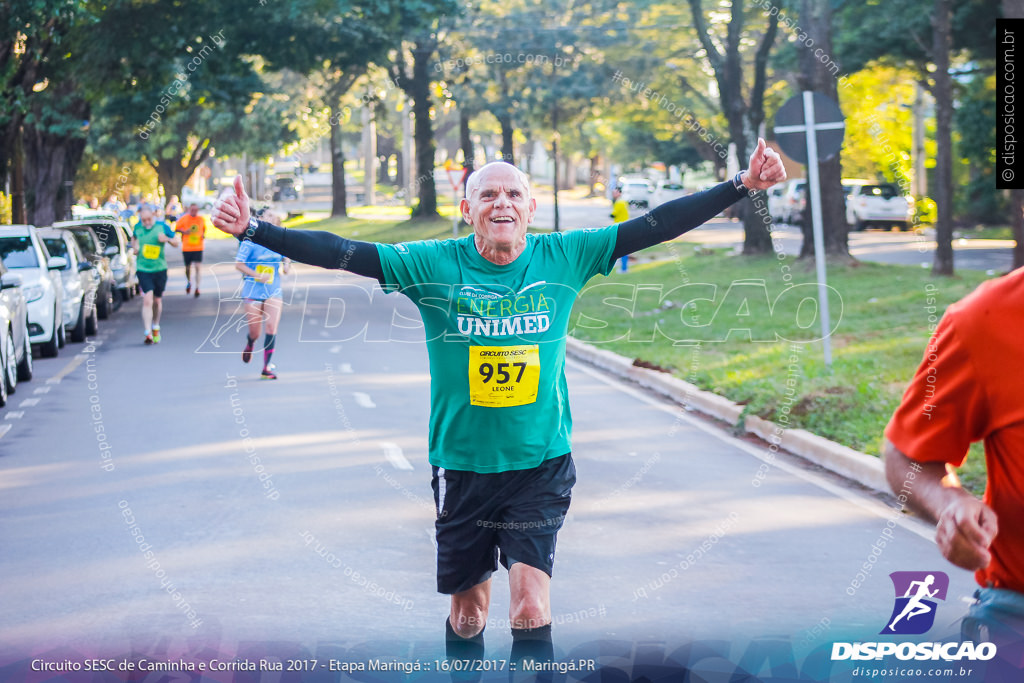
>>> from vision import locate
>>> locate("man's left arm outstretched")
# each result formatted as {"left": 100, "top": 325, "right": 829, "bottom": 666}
{"left": 609, "top": 138, "right": 786, "bottom": 262}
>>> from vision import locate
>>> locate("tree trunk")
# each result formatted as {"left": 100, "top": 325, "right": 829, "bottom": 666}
{"left": 459, "top": 108, "right": 475, "bottom": 197}
{"left": 497, "top": 110, "right": 515, "bottom": 165}
{"left": 11, "top": 125, "right": 27, "bottom": 224}
{"left": 587, "top": 155, "right": 599, "bottom": 197}
{"left": 330, "top": 108, "right": 348, "bottom": 217}
{"left": 23, "top": 117, "right": 87, "bottom": 226}
{"left": 410, "top": 43, "right": 438, "bottom": 218}
{"left": 797, "top": 0, "right": 849, "bottom": 260}
{"left": 931, "top": 0, "right": 954, "bottom": 276}
{"left": 151, "top": 162, "right": 191, "bottom": 209}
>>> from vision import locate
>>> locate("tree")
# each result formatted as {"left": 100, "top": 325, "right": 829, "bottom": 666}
{"left": 245, "top": 0, "right": 396, "bottom": 217}
{"left": 793, "top": 0, "right": 850, "bottom": 261}
{"left": 686, "top": 0, "right": 779, "bottom": 254}
{"left": 1, "top": 1, "right": 94, "bottom": 223}
{"left": 931, "top": 0, "right": 954, "bottom": 275}
{"left": 834, "top": 0, "right": 1000, "bottom": 275}
{"left": 392, "top": 30, "right": 449, "bottom": 219}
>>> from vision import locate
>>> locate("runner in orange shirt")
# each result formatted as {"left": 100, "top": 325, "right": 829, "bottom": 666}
{"left": 884, "top": 267, "right": 1024, "bottom": 644}
{"left": 175, "top": 202, "right": 208, "bottom": 297}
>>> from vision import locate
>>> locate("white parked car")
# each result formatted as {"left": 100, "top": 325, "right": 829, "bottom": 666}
{"left": 653, "top": 180, "right": 687, "bottom": 206}
{"left": 767, "top": 183, "right": 788, "bottom": 223}
{"left": 0, "top": 225, "right": 66, "bottom": 358}
{"left": 0, "top": 258, "right": 33, "bottom": 407}
{"left": 846, "top": 181, "right": 914, "bottom": 231}
{"left": 38, "top": 228, "right": 100, "bottom": 343}
{"left": 780, "top": 179, "right": 807, "bottom": 224}
{"left": 618, "top": 178, "right": 654, "bottom": 209}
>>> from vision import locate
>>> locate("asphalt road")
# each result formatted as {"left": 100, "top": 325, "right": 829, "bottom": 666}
{"left": 0, "top": 238, "right": 1000, "bottom": 681}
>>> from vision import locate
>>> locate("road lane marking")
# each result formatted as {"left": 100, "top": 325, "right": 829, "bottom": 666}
{"left": 18, "top": 398, "right": 39, "bottom": 408}
{"left": 46, "top": 354, "right": 87, "bottom": 384}
{"left": 33, "top": 386, "right": 51, "bottom": 394}
{"left": 353, "top": 392, "right": 376, "bottom": 408}
{"left": 5, "top": 411, "right": 24, "bottom": 419}
{"left": 329, "top": 345, "right": 342, "bottom": 354}
{"left": 380, "top": 442, "right": 413, "bottom": 471}
{"left": 339, "top": 363, "right": 353, "bottom": 373}
{"left": 0, "top": 424, "right": 10, "bottom": 439}
{"left": 567, "top": 358, "right": 934, "bottom": 542}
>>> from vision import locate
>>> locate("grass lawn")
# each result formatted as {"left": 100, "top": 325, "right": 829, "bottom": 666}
{"left": 244, "top": 214, "right": 995, "bottom": 495}
{"left": 956, "top": 224, "right": 1014, "bottom": 241}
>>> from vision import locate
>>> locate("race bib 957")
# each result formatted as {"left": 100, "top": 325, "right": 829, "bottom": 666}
{"left": 468, "top": 345, "right": 540, "bottom": 407}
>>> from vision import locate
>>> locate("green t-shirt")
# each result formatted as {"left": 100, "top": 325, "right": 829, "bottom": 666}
{"left": 135, "top": 221, "right": 175, "bottom": 272}
{"left": 377, "top": 227, "right": 618, "bottom": 473}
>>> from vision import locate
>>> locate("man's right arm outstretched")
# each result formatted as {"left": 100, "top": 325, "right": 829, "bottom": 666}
{"left": 212, "top": 176, "right": 384, "bottom": 282}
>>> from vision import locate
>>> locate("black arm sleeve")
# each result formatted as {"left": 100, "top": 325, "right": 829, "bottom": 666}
{"left": 610, "top": 180, "right": 749, "bottom": 261}
{"left": 244, "top": 220, "right": 385, "bottom": 282}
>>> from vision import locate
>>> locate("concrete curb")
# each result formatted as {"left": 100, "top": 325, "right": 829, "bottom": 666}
{"left": 565, "top": 336, "right": 889, "bottom": 494}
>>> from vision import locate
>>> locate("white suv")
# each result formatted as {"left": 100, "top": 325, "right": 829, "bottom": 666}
{"left": 0, "top": 226, "right": 66, "bottom": 358}
{"left": 846, "top": 181, "right": 914, "bottom": 231}
{"left": 617, "top": 178, "right": 654, "bottom": 209}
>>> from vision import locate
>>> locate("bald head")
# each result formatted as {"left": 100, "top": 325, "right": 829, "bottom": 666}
{"left": 465, "top": 161, "right": 532, "bottom": 202}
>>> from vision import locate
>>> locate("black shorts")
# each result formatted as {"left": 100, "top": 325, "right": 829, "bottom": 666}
{"left": 183, "top": 251, "right": 203, "bottom": 267}
{"left": 137, "top": 270, "right": 168, "bottom": 297}
{"left": 432, "top": 453, "right": 575, "bottom": 595}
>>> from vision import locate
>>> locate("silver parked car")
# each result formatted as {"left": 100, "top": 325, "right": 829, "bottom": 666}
{"left": 51, "top": 222, "right": 118, "bottom": 319}
{"left": 38, "top": 228, "right": 100, "bottom": 343}
{"left": 59, "top": 212, "right": 136, "bottom": 303}
{"left": 0, "top": 258, "right": 34, "bottom": 407}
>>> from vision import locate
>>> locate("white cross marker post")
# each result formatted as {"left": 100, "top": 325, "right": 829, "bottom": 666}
{"left": 773, "top": 91, "right": 846, "bottom": 369}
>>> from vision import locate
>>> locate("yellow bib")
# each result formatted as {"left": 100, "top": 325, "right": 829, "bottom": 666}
{"left": 468, "top": 345, "right": 540, "bottom": 407}
{"left": 255, "top": 264, "right": 275, "bottom": 285}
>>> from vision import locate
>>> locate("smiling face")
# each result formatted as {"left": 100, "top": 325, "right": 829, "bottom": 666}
{"left": 462, "top": 162, "right": 536, "bottom": 262}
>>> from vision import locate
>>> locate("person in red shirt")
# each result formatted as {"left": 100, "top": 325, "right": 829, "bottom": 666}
{"left": 884, "top": 267, "right": 1024, "bottom": 643}
{"left": 175, "top": 202, "right": 208, "bottom": 297}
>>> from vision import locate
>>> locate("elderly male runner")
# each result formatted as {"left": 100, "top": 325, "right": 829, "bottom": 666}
{"left": 212, "top": 141, "right": 785, "bottom": 668}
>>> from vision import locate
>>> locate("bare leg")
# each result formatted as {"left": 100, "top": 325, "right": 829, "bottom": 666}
{"left": 141, "top": 291, "right": 154, "bottom": 333}
{"left": 450, "top": 578, "right": 491, "bottom": 639}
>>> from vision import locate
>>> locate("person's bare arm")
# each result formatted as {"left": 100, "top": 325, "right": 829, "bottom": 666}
{"left": 883, "top": 439, "right": 998, "bottom": 571}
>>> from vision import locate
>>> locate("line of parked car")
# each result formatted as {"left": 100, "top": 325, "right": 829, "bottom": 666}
{"left": 616, "top": 174, "right": 914, "bottom": 231}
{"left": 768, "top": 178, "right": 915, "bottom": 231}
{"left": 616, "top": 178, "right": 689, "bottom": 210}
{"left": 0, "top": 208, "right": 138, "bottom": 408}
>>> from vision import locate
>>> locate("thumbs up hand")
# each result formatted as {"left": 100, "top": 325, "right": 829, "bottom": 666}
{"left": 742, "top": 138, "right": 787, "bottom": 191}
{"left": 211, "top": 175, "right": 251, "bottom": 236}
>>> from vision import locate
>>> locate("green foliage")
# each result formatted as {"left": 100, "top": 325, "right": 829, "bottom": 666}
{"left": 954, "top": 72, "right": 1004, "bottom": 224}
{"left": 838, "top": 64, "right": 921, "bottom": 184}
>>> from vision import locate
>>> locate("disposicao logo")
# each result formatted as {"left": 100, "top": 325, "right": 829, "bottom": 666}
{"left": 831, "top": 570, "right": 997, "bottom": 663}
{"left": 881, "top": 571, "right": 949, "bottom": 635}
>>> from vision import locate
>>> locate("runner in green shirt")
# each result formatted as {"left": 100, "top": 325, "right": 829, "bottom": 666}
{"left": 212, "top": 144, "right": 786, "bottom": 673}
{"left": 131, "top": 208, "right": 180, "bottom": 344}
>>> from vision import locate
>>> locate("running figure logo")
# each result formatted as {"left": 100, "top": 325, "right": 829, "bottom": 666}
{"left": 881, "top": 571, "right": 949, "bottom": 635}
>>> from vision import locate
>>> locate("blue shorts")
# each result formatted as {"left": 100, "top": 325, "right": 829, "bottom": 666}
{"left": 431, "top": 454, "right": 575, "bottom": 595}
{"left": 961, "top": 587, "right": 1024, "bottom": 645}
